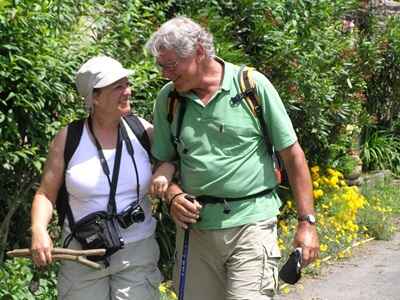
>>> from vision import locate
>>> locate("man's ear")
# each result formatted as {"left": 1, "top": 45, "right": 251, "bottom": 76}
{"left": 195, "top": 43, "right": 206, "bottom": 60}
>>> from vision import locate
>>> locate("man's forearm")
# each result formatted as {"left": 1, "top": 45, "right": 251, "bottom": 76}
{"left": 280, "top": 143, "right": 315, "bottom": 217}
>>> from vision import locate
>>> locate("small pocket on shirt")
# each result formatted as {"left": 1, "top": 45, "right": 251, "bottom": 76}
{"left": 206, "top": 120, "right": 259, "bottom": 156}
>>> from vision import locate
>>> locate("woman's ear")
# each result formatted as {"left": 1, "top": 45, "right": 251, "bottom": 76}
{"left": 92, "top": 89, "right": 101, "bottom": 105}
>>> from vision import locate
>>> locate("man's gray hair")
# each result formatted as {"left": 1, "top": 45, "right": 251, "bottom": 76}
{"left": 146, "top": 16, "right": 215, "bottom": 58}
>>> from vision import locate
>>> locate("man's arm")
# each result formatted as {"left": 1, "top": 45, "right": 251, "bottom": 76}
{"left": 279, "top": 141, "right": 320, "bottom": 266}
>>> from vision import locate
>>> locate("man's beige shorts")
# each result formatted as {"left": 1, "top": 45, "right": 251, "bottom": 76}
{"left": 58, "top": 235, "right": 162, "bottom": 300}
{"left": 173, "top": 218, "right": 281, "bottom": 300}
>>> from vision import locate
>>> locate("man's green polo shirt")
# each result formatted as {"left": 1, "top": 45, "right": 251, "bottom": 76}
{"left": 152, "top": 58, "right": 297, "bottom": 230}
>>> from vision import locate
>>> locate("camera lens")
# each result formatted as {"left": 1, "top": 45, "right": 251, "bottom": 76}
{"left": 132, "top": 207, "right": 145, "bottom": 223}
{"left": 117, "top": 203, "right": 145, "bottom": 228}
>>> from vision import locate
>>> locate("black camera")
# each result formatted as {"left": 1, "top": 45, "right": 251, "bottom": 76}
{"left": 117, "top": 203, "right": 145, "bottom": 229}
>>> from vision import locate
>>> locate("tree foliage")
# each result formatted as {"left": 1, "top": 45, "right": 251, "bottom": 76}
{"left": 1, "top": 2, "right": 400, "bottom": 296}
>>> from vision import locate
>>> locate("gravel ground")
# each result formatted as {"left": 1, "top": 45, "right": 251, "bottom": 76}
{"left": 275, "top": 229, "right": 400, "bottom": 300}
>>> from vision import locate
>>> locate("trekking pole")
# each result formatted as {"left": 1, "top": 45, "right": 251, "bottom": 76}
{"left": 178, "top": 194, "right": 195, "bottom": 300}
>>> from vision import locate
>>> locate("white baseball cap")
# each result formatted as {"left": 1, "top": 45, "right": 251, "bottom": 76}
{"left": 75, "top": 56, "right": 133, "bottom": 109}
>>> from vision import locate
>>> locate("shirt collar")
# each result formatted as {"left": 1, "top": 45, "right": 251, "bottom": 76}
{"left": 215, "top": 56, "right": 233, "bottom": 92}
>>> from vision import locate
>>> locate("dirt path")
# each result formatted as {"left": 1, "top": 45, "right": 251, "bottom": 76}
{"left": 274, "top": 230, "right": 400, "bottom": 300}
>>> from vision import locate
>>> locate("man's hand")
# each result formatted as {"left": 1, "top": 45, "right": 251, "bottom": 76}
{"left": 169, "top": 193, "right": 202, "bottom": 229}
{"left": 293, "top": 222, "right": 319, "bottom": 267}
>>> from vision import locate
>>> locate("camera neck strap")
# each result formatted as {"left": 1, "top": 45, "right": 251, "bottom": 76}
{"left": 88, "top": 116, "right": 123, "bottom": 215}
{"left": 120, "top": 120, "right": 141, "bottom": 203}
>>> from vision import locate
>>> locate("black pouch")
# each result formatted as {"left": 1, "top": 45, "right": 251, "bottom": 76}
{"left": 72, "top": 211, "right": 124, "bottom": 262}
{"left": 279, "top": 248, "right": 302, "bottom": 284}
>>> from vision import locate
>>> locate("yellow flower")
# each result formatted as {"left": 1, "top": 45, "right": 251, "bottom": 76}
{"left": 311, "top": 165, "right": 320, "bottom": 173}
{"left": 313, "top": 189, "right": 324, "bottom": 199}
{"left": 313, "top": 259, "right": 321, "bottom": 269}
{"left": 320, "top": 244, "right": 328, "bottom": 252}
{"left": 286, "top": 200, "right": 293, "bottom": 209}
{"left": 329, "top": 176, "right": 339, "bottom": 187}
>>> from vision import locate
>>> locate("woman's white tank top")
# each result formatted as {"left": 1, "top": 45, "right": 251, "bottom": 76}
{"left": 65, "top": 120, "right": 156, "bottom": 244}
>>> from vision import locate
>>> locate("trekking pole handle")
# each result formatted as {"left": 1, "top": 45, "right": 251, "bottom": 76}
{"left": 184, "top": 194, "right": 195, "bottom": 202}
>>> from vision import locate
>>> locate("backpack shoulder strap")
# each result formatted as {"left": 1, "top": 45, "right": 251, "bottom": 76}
{"left": 167, "top": 89, "right": 180, "bottom": 124}
{"left": 166, "top": 89, "right": 187, "bottom": 151}
{"left": 56, "top": 118, "right": 84, "bottom": 226}
{"left": 64, "top": 119, "right": 85, "bottom": 165}
{"left": 238, "top": 66, "right": 283, "bottom": 184}
{"left": 238, "top": 66, "right": 274, "bottom": 156}
{"left": 123, "top": 113, "right": 151, "bottom": 158}
{"left": 238, "top": 66, "right": 259, "bottom": 116}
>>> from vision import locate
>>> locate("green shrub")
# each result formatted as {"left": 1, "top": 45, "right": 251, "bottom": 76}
{"left": 0, "top": 0, "right": 170, "bottom": 261}
{"left": 0, "top": 258, "right": 58, "bottom": 300}
{"left": 0, "top": 0, "right": 86, "bottom": 259}
{"left": 361, "top": 127, "right": 400, "bottom": 176}
{"left": 358, "top": 180, "right": 398, "bottom": 241}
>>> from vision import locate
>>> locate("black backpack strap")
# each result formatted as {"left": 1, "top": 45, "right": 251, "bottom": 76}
{"left": 165, "top": 89, "right": 187, "bottom": 157}
{"left": 123, "top": 113, "right": 151, "bottom": 159}
{"left": 173, "top": 95, "right": 187, "bottom": 146}
{"left": 167, "top": 89, "right": 180, "bottom": 123}
{"left": 56, "top": 119, "right": 84, "bottom": 227}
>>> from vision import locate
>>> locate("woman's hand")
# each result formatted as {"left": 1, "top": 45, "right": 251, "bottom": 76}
{"left": 149, "top": 174, "right": 170, "bottom": 199}
{"left": 30, "top": 226, "right": 53, "bottom": 267}
{"left": 149, "top": 162, "right": 176, "bottom": 199}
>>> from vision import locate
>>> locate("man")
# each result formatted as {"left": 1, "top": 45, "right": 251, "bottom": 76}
{"left": 146, "top": 16, "right": 319, "bottom": 300}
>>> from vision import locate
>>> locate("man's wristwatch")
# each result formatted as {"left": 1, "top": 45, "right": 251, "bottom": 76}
{"left": 298, "top": 214, "right": 316, "bottom": 225}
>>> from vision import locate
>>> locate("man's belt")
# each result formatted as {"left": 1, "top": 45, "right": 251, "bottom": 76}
{"left": 196, "top": 187, "right": 276, "bottom": 214}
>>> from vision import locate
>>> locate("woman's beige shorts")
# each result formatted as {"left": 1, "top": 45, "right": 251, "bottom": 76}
{"left": 58, "top": 235, "right": 162, "bottom": 300}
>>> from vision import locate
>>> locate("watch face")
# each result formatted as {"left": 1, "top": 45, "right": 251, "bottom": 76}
{"left": 299, "top": 214, "right": 316, "bottom": 224}
{"left": 307, "top": 215, "right": 316, "bottom": 224}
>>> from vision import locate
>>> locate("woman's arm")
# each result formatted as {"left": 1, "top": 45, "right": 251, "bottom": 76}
{"left": 31, "top": 127, "right": 67, "bottom": 266}
{"left": 138, "top": 117, "right": 154, "bottom": 144}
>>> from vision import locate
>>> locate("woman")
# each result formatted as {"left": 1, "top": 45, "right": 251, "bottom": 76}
{"left": 30, "top": 56, "right": 173, "bottom": 299}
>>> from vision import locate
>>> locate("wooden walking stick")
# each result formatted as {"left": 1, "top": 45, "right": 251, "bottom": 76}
{"left": 7, "top": 247, "right": 106, "bottom": 269}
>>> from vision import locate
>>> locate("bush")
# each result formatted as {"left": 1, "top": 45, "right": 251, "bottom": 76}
{"left": 361, "top": 126, "right": 400, "bottom": 176}
{"left": 0, "top": 258, "right": 58, "bottom": 300}
{"left": 0, "top": 0, "right": 86, "bottom": 259}
{"left": 0, "top": 0, "right": 171, "bottom": 260}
